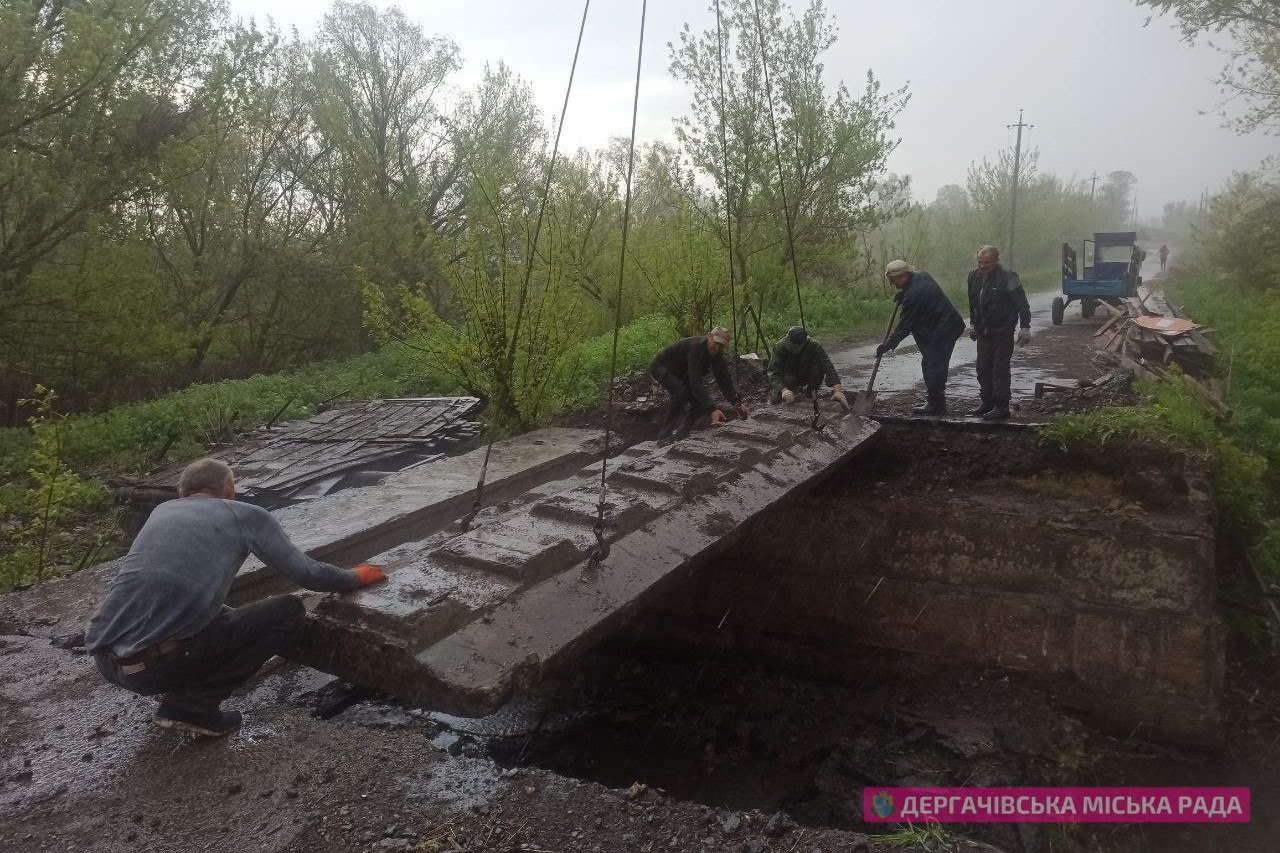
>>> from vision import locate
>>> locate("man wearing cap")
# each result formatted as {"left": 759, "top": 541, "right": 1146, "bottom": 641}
{"left": 768, "top": 326, "right": 849, "bottom": 410}
{"left": 85, "top": 457, "right": 387, "bottom": 737}
{"left": 877, "top": 260, "right": 967, "bottom": 415}
{"left": 967, "top": 245, "right": 1031, "bottom": 420}
{"left": 649, "top": 327, "right": 749, "bottom": 444}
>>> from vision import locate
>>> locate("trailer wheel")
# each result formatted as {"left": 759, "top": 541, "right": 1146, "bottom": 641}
{"left": 1081, "top": 298, "right": 1097, "bottom": 319}
{"left": 1052, "top": 297, "right": 1065, "bottom": 326}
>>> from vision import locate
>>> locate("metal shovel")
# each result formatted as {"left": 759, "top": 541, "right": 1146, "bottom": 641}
{"left": 851, "top": 302, "right": 900, "bottom": 415}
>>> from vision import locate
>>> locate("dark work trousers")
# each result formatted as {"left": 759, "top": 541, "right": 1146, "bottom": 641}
{"left": 94, "top": 595, "right": 306, "bottom": 713}
{"left": 918, "top": 334, "right": 960, "bottom": 408}
{"left": 975, "top": 333, "right": 1016, "bottom": 405}
{"left": 770, "top": 364, "right": 824, "bottom": 404}
{"left": 651, "top": 365, "right": 710, "bottom": 440}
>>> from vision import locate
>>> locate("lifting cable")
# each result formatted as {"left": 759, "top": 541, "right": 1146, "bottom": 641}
{"left": 750, "top": 0, "right": 820, "bottom": 429}
{"left": 460, "top": 0, "right": 592, "bottom": 533}
{"left": 713, "top": 0, "right": 739, "bottom": 380}
{"left": 589, "top": 0, "right": 648, "bottom": 568}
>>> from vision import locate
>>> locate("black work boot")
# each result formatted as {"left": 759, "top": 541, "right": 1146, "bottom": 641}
{"left": 912, "top": 401, "right": 946, "bottom": 416}
{"left": 983, "top": 404, "right": 1011, "bottom": 420}
{"left": 153, "top": 705, "right": 243, "bottom": 737}
{"left": 967, "top": 402, "right": 995, "bottom": 417}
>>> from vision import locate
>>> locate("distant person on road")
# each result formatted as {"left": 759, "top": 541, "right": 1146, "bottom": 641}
{"left": 966, "top": 245, "right": 1031, "bottom": 420}
{"left": 877, "top": 260, "right": 966, "bottom": 416}
{"left": 767, "top": 326, "right": 849, "bottom": 410}
{"left": 85, "top": 458, "right": 386, "bottom": 737}
{"left": 1159, "top": 243, "right": 1170, "bottom": 272}
{"left": 649, "top": 327, "right": 750, "bottom": 445}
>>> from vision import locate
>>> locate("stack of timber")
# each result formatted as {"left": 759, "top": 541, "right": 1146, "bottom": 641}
{"left": 1090, "top": 286, "right": 1230, "bottom": 420}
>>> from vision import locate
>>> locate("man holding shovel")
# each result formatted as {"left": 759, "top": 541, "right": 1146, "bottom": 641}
{"left": 875, "top": 260, "right": 966, "bottom": 416}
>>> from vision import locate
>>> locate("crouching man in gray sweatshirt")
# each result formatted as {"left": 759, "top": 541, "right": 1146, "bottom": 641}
{"left": 85, "top": 458, "right": 386, "bottom": 737}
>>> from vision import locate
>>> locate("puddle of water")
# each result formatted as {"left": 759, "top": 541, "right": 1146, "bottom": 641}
{"left": 332, "top": 704, "right": 419, "bottom": 729}
{"left": 828, "top": 289, "right": 1083, "bottom": 401}
{"left": 426, "top": 689, "right": 556, "bottom": 740}
{"left": 430, "top": 730, "right": 461, "bottom": 751}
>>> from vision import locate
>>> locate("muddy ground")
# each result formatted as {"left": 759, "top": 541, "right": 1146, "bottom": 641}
{"left": 0, "top": 614, "right": 978, "bottom": 853}
{"left": 3, "top": 282, "right": 1276, "bottom": 853}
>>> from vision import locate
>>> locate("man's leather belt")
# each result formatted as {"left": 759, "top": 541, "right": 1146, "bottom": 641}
{"left": 110, "top": 637, "right": 188, "bottom": 665}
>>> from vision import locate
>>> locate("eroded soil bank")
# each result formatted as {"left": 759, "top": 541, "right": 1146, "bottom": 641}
{"left": 497, "top": 423, "right": 1280, "bottom": 852}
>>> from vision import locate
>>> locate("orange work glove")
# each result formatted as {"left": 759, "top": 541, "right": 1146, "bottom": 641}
{"left": 352, "top": 564, "right": 386, "bottom": 587}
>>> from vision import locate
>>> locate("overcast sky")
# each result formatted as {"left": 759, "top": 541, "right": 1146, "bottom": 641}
{"left": 228, "top": 0, "right": 1276, "bottom": 219}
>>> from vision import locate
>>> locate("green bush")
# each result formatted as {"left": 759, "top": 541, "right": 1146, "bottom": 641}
{"left": 558, "top": 315, "right": 680, "bottom": 412}
{"left": 1, "top": 388, "right": 112, "bottom": 591}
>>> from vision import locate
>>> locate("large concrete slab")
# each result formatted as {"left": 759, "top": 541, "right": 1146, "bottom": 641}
{"left": 229, "top": 427, "right": 603, "bottom": 600}
{"left": 289, "top": 406, "right": 881, "bottom": 714}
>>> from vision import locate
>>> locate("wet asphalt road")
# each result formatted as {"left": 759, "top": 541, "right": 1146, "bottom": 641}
{"left": 825, "top": 247, "right": 1163, "bottom": 407}
{"left": 826, "top": 288, "right": 1075, "bottom": 407}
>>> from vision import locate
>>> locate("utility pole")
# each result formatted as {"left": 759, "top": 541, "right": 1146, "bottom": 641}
{"left": 1088, "top": 171, "right": 1101, "bottom": 202}
{"left": 1006, "top": 109, "right": 1033, "bottom": 267}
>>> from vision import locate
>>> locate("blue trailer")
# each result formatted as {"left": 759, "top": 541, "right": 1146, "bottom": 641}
{"left": 1053, "top": 231, "right": 1146, "bottom": 325}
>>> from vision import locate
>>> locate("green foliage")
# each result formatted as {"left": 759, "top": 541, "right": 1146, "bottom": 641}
{"left": 1044, "top": 382, "right": 1218, "bottom": 452}
{"left": 748, "top": 285, "right": 894, "bottom": 350}
{"left": 1136, "top": 0, "right": 1280, "bottom": 133}
{"left": 558, "top": 316, "right": 681, "bottom": 412}
{"left": 0, "top": 346, "right": 450, "bottom": 479}
{"left": 1167, "top": 273, "right": 1280, "bottom": 464}
{"left": 1196, "top": 172, "right": 1280, "bottom": 291}
{"left": 669, "top": 0, "right": 909, "bottom": 319}
{"left": 1, "top": 387, "right": 109, "bottom": 591}
{"left": 880, "top": 822, "right": 977, "bottom": 851}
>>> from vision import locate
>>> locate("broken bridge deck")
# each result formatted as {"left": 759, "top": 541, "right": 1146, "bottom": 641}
{"left": 279, "top": 406, "right": 880, "bottom": 715}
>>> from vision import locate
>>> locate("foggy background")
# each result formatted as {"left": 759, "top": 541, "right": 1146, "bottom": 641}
{"left": 227, "top": 0, "right": 1277, "bottom": 218}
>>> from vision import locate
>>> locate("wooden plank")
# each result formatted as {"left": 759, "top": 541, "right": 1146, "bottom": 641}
{"left": 1100, "top": 323, "right": 1128, "bottom": 353}
{"left": 1093, "top": 315, "right": 1125, "bottom": 338}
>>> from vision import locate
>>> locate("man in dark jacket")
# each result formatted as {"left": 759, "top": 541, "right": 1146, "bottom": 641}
{"left": 876, "top": 260, "right": 966, "bottom": 415}
{"left": 86, "top": 458, "right": 386, "bottom": 737}
{"left": 767, "top": 326, "right": 849, "bottom": 410}
{"left": 649, "top": 326, "right": 749, "bottom": 444}
{"left": 966, "top": 245, "right": 1031, "bottom": 420}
